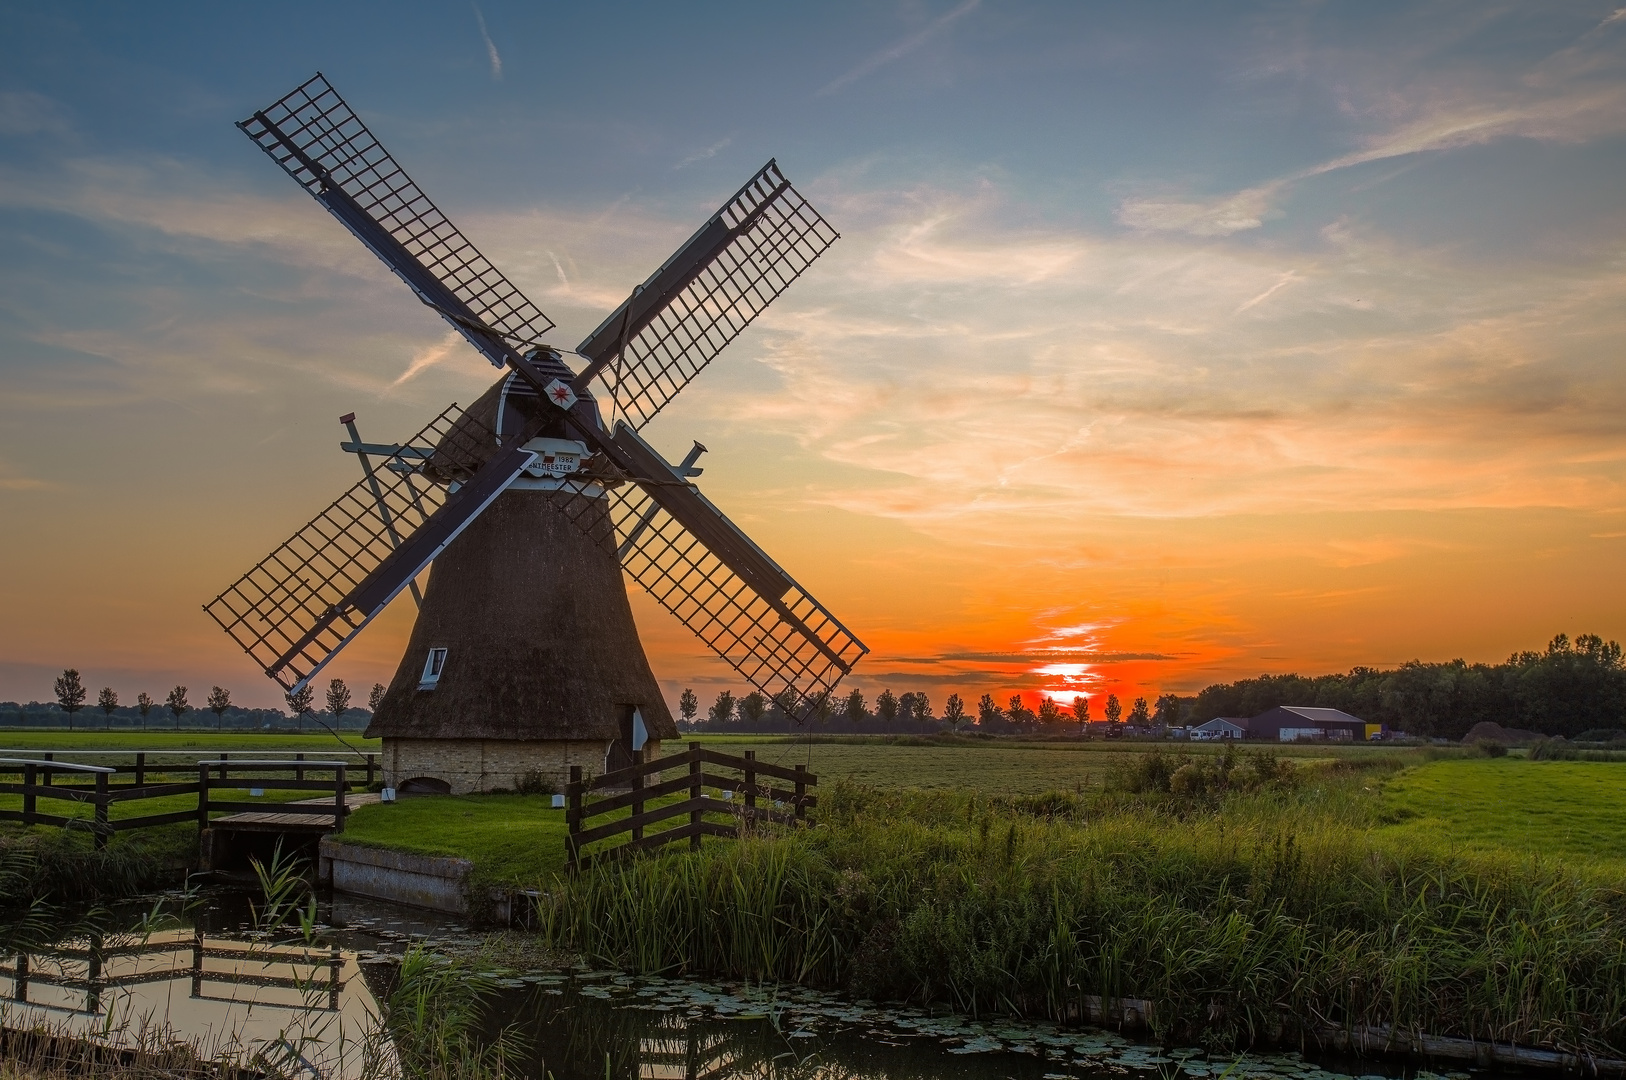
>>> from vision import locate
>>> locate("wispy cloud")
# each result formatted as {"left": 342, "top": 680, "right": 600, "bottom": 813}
{"left": 817, "top": 0, "right": 980, "bottom": 97}
{"left": 1120, "top": 17, "right": 1626, "bottom": 236}
{"left": 676, "top": 136, "right": 732, "bottom": 169}
{"left": 472, "top": 3, "right": 502, "bottom": 81}
{"left": 390, "top": 331, "right": 467, "bottom": 388}
{"left": 0, "top": 91, "right": 72, "bottom": 137}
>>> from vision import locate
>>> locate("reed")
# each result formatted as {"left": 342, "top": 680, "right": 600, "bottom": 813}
{"left": 537, "top": 767, "right": 1626, "bottom": 1055}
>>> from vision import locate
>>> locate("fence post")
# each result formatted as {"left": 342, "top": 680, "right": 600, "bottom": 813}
{"left": 631, "top": 764, "right": 644, "bottom": 844}
{"left": 218, "top": 752, "right": 228, "bottom": 781}
{"left": 365, "top": 753, "right": 375, "bottom": 787}
{"left": 41, "top": 753, "right": 51, "bottom": 789}
{"left": 689, "top": 742, "right": 702, "bottom": 851}
{"left": 565, "top": 765, "right": 582, "bottom": 870}
{"left": 794, "top": 764, "right": 807, "bottom": 823}
{"left": 23, "top": 764, "right": 35, "bottom": 826}
{"left": 744, "top": 751, "right": 757, "bottom": 829}
{"left": 295, "top": 752, "right": 305, "bottom": 783}
{"left": 333, "top": 765, "right": 347, "bottom": 833}
{"left": 94, "top": 771, "right": 109, "bottom": 851}
{"left": 196, "top": 764, "right": 210, "bottom": 833}
{"left": 135, "top": 752, "right": 146, "bottom": 788}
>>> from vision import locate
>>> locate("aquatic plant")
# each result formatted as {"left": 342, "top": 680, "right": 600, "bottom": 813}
{"left": 537, "top": 769, "right": 1626, "bottom": 1056}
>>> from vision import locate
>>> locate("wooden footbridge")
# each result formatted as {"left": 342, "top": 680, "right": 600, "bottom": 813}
{"left": 0, "top": 752, "right": 377, "bottom": 861}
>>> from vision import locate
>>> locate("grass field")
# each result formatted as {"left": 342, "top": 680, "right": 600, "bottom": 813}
{"left": 672, "top": 734, "right": 1391, "bottom": 793}
{"left": 0, "top": 731, "right": 379, "bottom": 754}
{"left": 1380, "top": 756, "right": 1626, "bottom": 864}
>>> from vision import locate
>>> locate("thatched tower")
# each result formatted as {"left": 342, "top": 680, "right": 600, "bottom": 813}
{"left": 367, "top": 366, "right": 676, "bottom": 794}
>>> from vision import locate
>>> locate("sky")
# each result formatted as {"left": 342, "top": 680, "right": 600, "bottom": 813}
{"left": 2, "top": 1, "right": 1626, "bottom": 715}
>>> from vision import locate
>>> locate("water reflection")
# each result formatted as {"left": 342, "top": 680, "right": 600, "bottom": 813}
{"left": 0, "top": 893, "right": 1448, "bottom": 1080}
{"left": 0, "top": 927, "right": 379, "bottom": 1075}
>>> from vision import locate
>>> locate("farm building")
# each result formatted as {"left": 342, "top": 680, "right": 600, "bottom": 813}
{"left": 1193, "top": 707, "right": 1379, "bottom": 742}
{"left": 1246, "top": 706, "right": 1376, "bottom": 741}
{"left": 1192, "top": 717, "right": 1249, "bottom": 739}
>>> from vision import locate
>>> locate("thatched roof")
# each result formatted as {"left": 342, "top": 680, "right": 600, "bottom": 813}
{"left": 366, "top": 370, "right": 676, "bottom": 743}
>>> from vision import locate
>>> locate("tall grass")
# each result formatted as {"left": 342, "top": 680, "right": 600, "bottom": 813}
{"left": 537, "top": 768, "right": 1626, "bottom": 1055}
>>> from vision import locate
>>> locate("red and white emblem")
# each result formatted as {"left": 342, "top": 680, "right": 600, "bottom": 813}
{"left": 543, "top": 378, "right": 578, "bottom": 411}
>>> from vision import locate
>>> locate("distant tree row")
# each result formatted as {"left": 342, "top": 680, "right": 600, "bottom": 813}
{"left": 675, "top": 685, "right": 1184, "bottom": 735}
{"left": 3, "top": 670, "right": 393, "bottom": 731}
{"left": 1191, "top": 632, "right": 1626, "bottom": 740}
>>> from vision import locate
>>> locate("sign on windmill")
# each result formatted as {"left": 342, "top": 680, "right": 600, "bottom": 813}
{"left": 205, "top": 73, "right": 868, "bottom": 796}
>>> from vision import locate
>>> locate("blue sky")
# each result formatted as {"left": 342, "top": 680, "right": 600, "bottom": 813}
{"left": 4, "top": 1, "right": 1626, "bottom": 710}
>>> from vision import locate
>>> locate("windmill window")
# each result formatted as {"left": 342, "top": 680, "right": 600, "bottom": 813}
{"left": 418, "top": 648, "right": 448, "bottom": 691}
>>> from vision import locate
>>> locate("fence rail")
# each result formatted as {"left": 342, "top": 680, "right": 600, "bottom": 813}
{"left": 0, "top": 757, "right": 361, "bottom": 847}
{"left": 565, "top": 743, "right": 815, "bottom": 870}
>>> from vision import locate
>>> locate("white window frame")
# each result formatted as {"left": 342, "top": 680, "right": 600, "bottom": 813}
{"left": 418, "top": 647, "right": 448, "bottom": 690}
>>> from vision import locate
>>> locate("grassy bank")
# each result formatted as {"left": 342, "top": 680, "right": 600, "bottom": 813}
{"left": 343, "top": 794, "right": 570, "bottom": 885}
{"left": 536, "top": 754, "right": 1626, "bottom": 1055}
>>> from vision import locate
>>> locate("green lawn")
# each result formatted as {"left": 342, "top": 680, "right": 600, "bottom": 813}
{"left": 342, "top": 788, "right": 743, "bottom": 886}
{"left": 1380, "top": 757, "right": 1626, "bottom": 865}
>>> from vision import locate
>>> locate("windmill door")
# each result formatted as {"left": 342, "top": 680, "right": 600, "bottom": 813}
{"left": 605, "top": 704, "right": 643, "bottom": 773}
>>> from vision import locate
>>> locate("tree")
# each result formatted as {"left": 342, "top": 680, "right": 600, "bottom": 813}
{"left": 710, "top": 690, "right": 736, "bottom": 728}
{"left": 807, "top": 690, "right": 834, "bottom": 725}
{"left": 97, "top": 687, "right": 119, "bottom": 727}
{"left": 136, "top": 692, "right": 154, "bottom": 731}
{"left": 876, "top": 689, "right": 899, "bottom": 725}
{"left": 286, "top": 684, "right": 315, "bottom": 733}
{"left": 679, "top": 688, "right": 699, "bottom": 728}
{"left": 1073, "top": 695, "right": 1089, "bottom": 735}
{"left": 368, "top": 683, "right": 387, "bottom": 711}
{"left": 1008, "top": 694, "right": 1034, "bottom": 731}
{"left": 911, "top": 692, "right": 933, "bottom": 724}
{"left": 1104, "top": 693, "right": 1123, "bottom": 730}
{"left": 326, "top": 678, "right": 351, "bottom": 719}
{"left": 773, "top": 688, "right": 799, "bottom": 719}
{"left": 207, "top": 686, "right": 232, "bottom": 731}
{"left": 1038, "top": 697, "right": 1062, "bottom": 728}
{"left": 165, "top": 686, "right": 190, "bottom": 730}
{"left": 1128, "top": 696, "right": 1150, "bottom": 727}
{"left": 976, "top": 693, "right": 1004, "bottom": 729}
{"left": 737, "top": 691, "right": 767, "bottom": 728}
{"left": 844, "top": 688, "right": 866, "bottom": 726}
{"left": 1153, "top": 693, "right": 1181, "bottom": 728}
{"left": 54, "top": 669, "right": 86, "bottom": 731}
{"left": 943, "top": 693, "right": 966, "bottom": 730}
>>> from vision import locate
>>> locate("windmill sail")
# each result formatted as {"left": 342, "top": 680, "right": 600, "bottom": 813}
{"left": 546, "top": 422, "right": 867, "bottom": 715}
{"left": 204, "top": 406, "right": 534, "bottom": 693}
{"left": 574, "top": 161, "right": 839, "bottom": 430}
{"left": 238, "top": 73, "right": 552, "bottom": 366}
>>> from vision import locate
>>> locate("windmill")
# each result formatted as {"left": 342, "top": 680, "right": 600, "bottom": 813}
{"left": 205, "top": 74, "right": 867, "bottom": 793}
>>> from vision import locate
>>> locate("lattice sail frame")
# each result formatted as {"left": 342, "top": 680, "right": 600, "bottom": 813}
{"left": 540, "top": 453, "right": 866, "bottom": 719}
{"left": 583, "top": 161, "right": 839, "bottom": 431}
{"left": 205, "top": 406, "right": 495, "bottom": 692}
{"left": 239, "top": 72, "right": 554, "bottom": 353}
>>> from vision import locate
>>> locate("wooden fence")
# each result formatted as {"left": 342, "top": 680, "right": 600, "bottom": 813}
{"left": 566, "top": 743, "right": 815, "bottom": 869}
{"left": 1, "top": 930, "right": 344, "bottom": 1017}
{"left": 0, "top": 757, "right": 358, "bottom": 848}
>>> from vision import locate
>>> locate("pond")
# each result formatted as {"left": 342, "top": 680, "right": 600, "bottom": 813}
{"left": 0, "top": 889, "right": 1480, "bottom": 1080}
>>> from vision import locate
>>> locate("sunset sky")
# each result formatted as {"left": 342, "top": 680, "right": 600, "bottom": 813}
{"left": 3, "top": 1, "right": 1625, "bottom": 713}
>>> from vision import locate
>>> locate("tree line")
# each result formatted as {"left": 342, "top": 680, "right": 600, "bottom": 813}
{"left": 676, "top": 685, "right": 1183, "bottom": 735}
{"left": 1191, "top": 632, "right": 1626, "bottom": 740}
{"left": 6, "top": 670, "right": 393, "bottom": 732}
